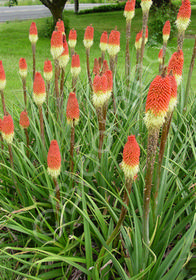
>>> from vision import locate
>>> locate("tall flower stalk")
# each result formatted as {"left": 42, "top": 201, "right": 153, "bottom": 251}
{"left": 29, "top": 22, "right": 38, "bottom": 80}
{"left": 0, "top": 119, "right": 3, "bottom": 150}
{"left": 0, "top": 61, "right": 7, "bottom": 115}
{"left": 47, "top": 140, "right": 61, "bottom": 216}
{"left": 71, "top": 54, "right": 81, "bottom": 92}
{"left": 168, "top": 49, "right": 184, "bottom": 87}
{"left": 68, "top": 28, "right": 77, "bottom": 57}
{"left": 162, "top": 21, "right": 171, "bottom": 69}
{"left": 83, "top": 25, "right": 94, "bottom": 90}
{"left": 19, "top": 58, "right": 28, "bottom": 108}
{"left": 66, "top": 92, "right": 80, "bottom": 173}
{"left": 19, "top": 110, "right": 30, "bottom": 158}
{"left": 33, "top": 72, "right": 46, "bottom": 147}
{"left": 43, "top": 59, "right": 53, "bottom": 119}
{"left": 124, "top": 0, "right": 135, "bottom": 78}
{"left": 99, "top": 31, "right": 108, "bottom": 63}
{"left": 135, "top": 31, "right": 142, "bottom": 76}
{"left": 158, "top": 48, "right": 163, "bottom": 73}
{"left": 143, "top": 69, "right": 171, "bottom": 246}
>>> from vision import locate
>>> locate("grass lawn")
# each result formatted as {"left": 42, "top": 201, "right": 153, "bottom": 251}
{"left": 0, "top": 6, "right": 196, "bottom": 110}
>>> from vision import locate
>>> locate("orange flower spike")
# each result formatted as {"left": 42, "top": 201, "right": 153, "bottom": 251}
{"left": 124, "top": 0, "right": 136, "bottom": 22}
{"left": 68, "top": 28, "right": 77, "bottom": 49}
{"left": 58, "top": 35, "right": 69, "bottom": 69}
{"left": 71, "top": 54, "right": 81, "bottom": 77}
{"left": 0, "top": 61, "right": 6, "bottom": 91}
{"left": 121, "top": 135, "right": 140, "bottom": 180}
{"left": 2, "top": 114, "right": 14, "bottom": 144}
{"left": 102, "top": 60, "right": 109, "bottom": 74}
{"left": 19, "top": 58, "right": 27, "bottom": 80}
{"left": 108, "top": 30, "right": 120, "bottom": 57}
{"left": 158, "top": 49, "right": 163, "bottom": 64}
{"left": 168, "top": 73, "right": 178, "bottom": 113}
{"left": 83, "top": 25, "right": 94, "bottom": 49}
{"left": 92, "top": 74, "right": 108, "bottom": 108}
{"left": 19, "top": 111, "right": 30, "bottom": 129}
{"left": 0, "top": 118, "right": 2, "bottom": 133}
{"left": 145, "top": 26, "right": 148, "bottom": 44}
{"left": 93, "top": 58, "right": 100, "bottom": 75}
{"left": 33, "top": 72, "right": 46, "bottom": 106}
{"left": 47, "top": 140, "right": 61, "bottom": 178}
{"left": 176, "top": 0, "right": 191, "bottom": 33}
{"left": 29, "top": 22, "right": 38, "bottom": 44}
{"left": 141, "top": 0, "right": 153, "bottom": 13}
{"left": 56, "top": 19, "right": 65, "bottom": 34}
{"left": 66, "top": 92, "right": 80, "bottom": 126}
{"left": 50, "top": 30, "right": 64, "bottom": 60}
{"left": 163, "top": 20, "right": 171, "bottom": 43}
{"left": 167, "top": 50, "right": 184, "bottom": 86}
{"left": 43, "top": 59, "right": 53, "bottom": 82}
{"left": 145, "top": 74, "right": 171, "bottom": 129}
{"left": 99, "top": 31, "right": 108, "bottom": 52}
{"left": 135, "top": 31, "right": 142, "bottom": 50}
{"left": 105, "top": 70, "right": 113, "bottom": 98}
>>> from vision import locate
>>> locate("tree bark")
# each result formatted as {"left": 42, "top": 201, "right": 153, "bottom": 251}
{"left": 74, "top": 0, "right": 79, "bottom": 13}
{"left": 39, "top": 0, "right": 67, "bottom": 24}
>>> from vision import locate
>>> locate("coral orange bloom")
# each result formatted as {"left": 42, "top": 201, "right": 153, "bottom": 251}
{"left": 0, "top": 61, "right": 6, "bottom": 91}
{"left": 158, "top": 49, "right": 163, "bottom": 64}
{"left": 19, "top": 111, "right": 30, "bottom": 129}
{"left": 0, "top": 118, "right": 2, "bottom": 132}
{"left": 102, "top": 60, "right": 109, "bottom": 74}
{"left": 167, "top": 50, "right": 184, "bottom": 86}
{"left": 47, "top": 140, "right": 61, "bottom": 178}
{"left": 145, "top": 74, "right": 171, "bottom": 129}
{"left": 68, "top": 29, "right": 77, "bottom": 49}
{"left": 71, "top": 54, "right": 81, "bottom": 77}
{"left": 56, "top": 19, "right": 65, "bottom": 34}
{"left": 135, "top": 31, "right": 142, "bottom": 50}
{"left": 176, "top": 0, "right": 191, "bottom": 32}
{"left": 124, "top": 0, "right": 136, "bottom": 22}
{"left": 163, "top": 20, "right": 171, "bottom": 43}
{"left": 83, "top": 25, "right": 94, "bottom": 49}
{"left": 19, "top": 58, "right": 27, "bottom": 80}
{"left": 66, "top": 92, "right": 80, "bottom": 126}
{"left": 2, "top": 114, "right": 14, "bottom": 144}
{"left": 92, "top": 74, "right": 108, "bottom": 108}
{"left": 105, "top": 70, "right": 113, "bottom": 99}
{"left": 29, "top": 22, "right": 38, "bottom": 44}
{"left": 141, "top": 0, "right": 153, "bottom": 13}
{"left": 33, "top": 72, "right": 46, "bottom": 106}
{"left": 145, "top": 26, "right": 148, "bottom": 44}
{"left": 50, "top": 31, "right": 64, "bottom": 60}
{"left": 93, "top": 58, "right": 100, "bottom": 75}
{"left": 58, "top": 35, "right": 69, "bottom": 68}
{"left": 168, "top": 73, "right": 178, "bottom": 113}
{"left": 108, "top": 30, "right": 120, "bottom": 57}
{"left": 121, "top": 135, "right": 140, "bottom": 180}
{"left": 43, "top": 59, "right": 53, "bottom": 82}
{"left": 99, "top": 31, "right": 108, "bottom": 52}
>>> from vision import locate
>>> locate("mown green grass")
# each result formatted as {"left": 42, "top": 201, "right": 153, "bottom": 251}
{"left": 0, "top": 6, "right": 195, "bottom": 109}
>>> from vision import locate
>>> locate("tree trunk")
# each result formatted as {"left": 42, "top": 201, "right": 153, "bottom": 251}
{"left": 50, "top": 6, "right": 64, "bottom": 24}
{"left": 74, "top": 0, "right": 79, "bottom": 14}
{"left": 39, "top": 0, "right": 67, "bottom": 24}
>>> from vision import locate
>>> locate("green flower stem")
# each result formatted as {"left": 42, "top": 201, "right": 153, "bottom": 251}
{"left": 72, "top": 75, "right": 77, "bottom": 93}
{"left": 31, "top": 43, "right": 36, "bottom": 81}
{"left": 177, "top": 31, "right": 185, "bottom": 50}
{"left": 143, "top": 128, "right": 160, "bottom": 246}
{"left": 96, "top": 107, "right": 105, "bottom": 160}
{"left": 38, "top": 105, "right": 45, "bottom": 148}
{"left": 60, "top": 68, "right": 65, "bottom": 112}
{"left": 125, "top": 20, "right": 132, "bottom": 79}
{"left": 54, "top": 59, "right": 60, "bottom": 117}
{"left": 46, "top": 81, "right": 50, "bottom": 119}
{"left": 162, "top": 41, "right": 168, "bottom": 71}
{"left": 86, "top": 48, "right": 93, "bottom": 90}
{"left": 101, "top": 51, "right": 105, "bottom": 64}
{"left": 8, "top": 143, "right": 21, "bottom": 198}
{"left": 22, "top": 78, "right": 27, "bottom": 108}
{"left": 0, "top": 134, "right": 3, "bottom": 150}
{"left": 95, "top": 178, "right": 133, "bottom": 272}
{"left": 70, "top": 120, "right": 75, "bottom": 173}
{"left": 53, "top": 177, "right": 60, "bottom": 218}
{"left": 0, "top": 90, "right": 7, "bottom": 115}
{"left": 70, "top": 47, "right": 75, "bottom": 57}
{"left": 24, "top": 128, "right": 30, "bottom": 159}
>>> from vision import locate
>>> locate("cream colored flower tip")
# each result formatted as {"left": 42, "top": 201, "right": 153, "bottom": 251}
{"left": 144, "top": 110, "right": 167, "bottom": 130}
{"left": 47, "top": 167, "right": 61, "bottom": 179}
{"left": 175, "top": 74, "right": 182, "bottom": 86}
{"left": 19, "top": 69, "right": 27, "bottom": 79}
{"left": 176, "top": 18, "right": 190, "bottom": 33}
{"left": 92, "top": 92, "right": 110, "bottom": 108}
{"left": 58, "top": 55, "right": 69, "bottom": 69}
{"left": 0, "top": 80, "right": 6, "bottom": 91}
{"left": 168, "top": 97, "right": 177, "bottom": 113}
{"left": 163, "top": 34, "right": 170, "bottom": 43}
{"left": 67, "top": 117, "right": 79, "bottom": 127}
{"left": 107, "top": 45, "right": 120, "bottom": 57}
{"left": 68, "top": 40, "right": 76, "bottom": 49}
{"left": 2, "top": 132, "right": 14, "bottom": 144}
{"left": 141, "top": 0, "right": 153, "bottom": 13}
{"left": 43, "top": 71, "right": 53, "bottom": 82}
{"left": 33, "top": 92, "right": 46, "bottom": 106}
{"left": 83, "top": 39, "right": 93, "bottom": 49}
{"left": 121, "top": 161, "right": 139, "bottom": 180}
{"left": 99, "top": 42, "right": 107, "bottom": 52}
{"left": 124, "top": 10, "right": 135, "bottom": 22}
{"left": 29, "top": 34, "right": 38, "bottom": 44}
{"left": 71, "top": 66, "right": 81, "bottom": 77}
{"left": 50, "top": 46, "right": 64, "bottom": 60}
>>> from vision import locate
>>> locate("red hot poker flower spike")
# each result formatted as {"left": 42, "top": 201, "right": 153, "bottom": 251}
{"left": 108, "top": 30, "right": 120, "bottom": 57}
{"left": 68, "top": 29, "right": 77, "bottom": 49}
{"left": 47, "top": 140, "right": 61, "bottom": 178}
{"left": 163, "top": 20, "right": 171, "bottom": 43}
{"left": 176, "top": 0, "right": 191, "bottom": 33}
{"left": 29, "top": 22, "right": 38, "bottom": 44}
{"left": 158, "top": 49, "right": 163, "bottom": 64}
{"left": 100, "top": 31, "right": 108, "bottom": 52}
{"left": 93, "top": 58, "right": 100, "bottom": 75}
{"left": 141, "top": 0, "right": 153, "bottom": 13}
{"left": 58, "top": 35, "right": 69, "bottom": 69}
{"left": 19, "top": 58, "right": 27, "bottom": 80}
{"left": 71, "top": 54, "right": 81, "bottom": 77}
{"left": 66, "top": 92, "right": 80, "bottom": 126}
{"left": 105, "top": 70, "right": 113, "bottom": 97}
{"left": 167, "top": 50, "right": 184, "bottom": 86}
{"left": 2, "top": 114, "right": 14, "bottom": 144}
{"left": 124, "top": 0, "right": 136, "bottom": 22}
{"left": 92, "top": 74, "right": 109, "bottom": 108}
{"left": 0, "top": 61, "right": 6, "bottom": 91}
{"left": 19, "top": 111, "right": 30, "bottom": 129}
{"left": 145, "top": 74, "right": 171, "bottom": 129}
{"left": 44, "top": 59, "right": 53, "bottom": 82}
{"left": 56, "top": 19, "right": 65, "bottom": 34}
{"left": 135, "top": 31, "right": 142, "bottom": 50}
{"left": 50, "top": 31, "right": 64, "bottom": 60}
{"left": 102, "top": 60, "right": 109, "bottom": 74}
{"left": 33, "top": 72, "right": 46, "bottom": 106}
{"left": 168, "top": 73, "right": 178, "bottom": 113}
{"left": 83, "top": 25, "right": 94, "bottom": 49}
{"left": 0, "top": 118, "right": 2, "bottom": 132}
{"left": 121, "top": 135, "right": 140, "bottom": 180}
